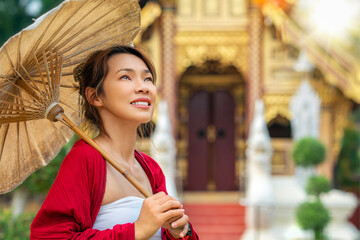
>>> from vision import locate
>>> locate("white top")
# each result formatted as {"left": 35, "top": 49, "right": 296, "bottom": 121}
{"left": 93, "top": 196, "right": 161, "bottom": 240}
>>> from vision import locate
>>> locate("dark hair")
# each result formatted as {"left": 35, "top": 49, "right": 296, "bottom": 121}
{"left": 74, "top": 46, "right": 156, "bottom": 137}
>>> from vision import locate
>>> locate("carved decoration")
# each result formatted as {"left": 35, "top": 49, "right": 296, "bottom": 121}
{"left": 175, "top": 31, "right": 248, "bottom": 76}
{"left": 264, "top": 95, "right": 292, "bottom": 122}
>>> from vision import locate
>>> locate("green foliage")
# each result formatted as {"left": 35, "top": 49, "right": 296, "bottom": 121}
{"left": 0, "top": 208, "right": 35, "bottom": 240}
{"left": 293, "top": 137, "right": 331, "bottom": 239}
{"left": 306, "top": 176, "right": 331, "bottom": 198}
{"left": 292, "top": 137, "right": 326, "bottom": 167}
{"left": 0, "top": 0, "right": 63, "bottom": 45}
{"left": 0, "top": 0, "right": 32, "bottom": 46}
{"left": 296, "top": 200, "right": 331, "bottom": 240}
{"left": 349, "top": 107, "right": 360, "bottom": 124}
{"left": 19, "top": 135, "right": 78, "bottom": 195}
{"left": 335, "top": 121, "right": 360, "bottom": 191}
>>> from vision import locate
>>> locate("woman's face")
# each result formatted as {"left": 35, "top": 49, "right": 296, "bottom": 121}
{"left": 97, "top": 53, "right": 157, "bottom": 125}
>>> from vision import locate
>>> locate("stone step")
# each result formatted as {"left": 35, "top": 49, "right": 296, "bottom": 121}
{"left": 184, "top": 203, "right": 246, "bottom": 216}
{"left": 184, "top": 203, "right": 246, "bottom": 240}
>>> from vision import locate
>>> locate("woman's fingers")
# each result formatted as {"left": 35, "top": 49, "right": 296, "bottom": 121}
{"left": 170, "top": 214, "right": 189, "bottom": 229}
{"left": 179, "top": 222, "right": 189, "bottom": 238}
{"left": 159, "top": 199, "right": 182, "bottom": 212}
{"left": 152, "top": 191, "right": 166, "bottom": 200}
{"left": 162, "top": 208, "right": 185, "bottom": 221}
{"left": 163, "top": 215, "right": 190, "bottom": 239}
{"left": 150, "top": 192, "right": 177, "bottom": 206}
{"left": 150, "top": 192, "right": 183, "bottom": 213}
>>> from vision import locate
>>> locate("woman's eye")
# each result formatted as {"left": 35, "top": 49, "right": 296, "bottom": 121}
{"left": 145, "top": 77, "right": 153, "bottom": 82}
{"left": 120, "top": 75, "right": 130, "bottom": 80}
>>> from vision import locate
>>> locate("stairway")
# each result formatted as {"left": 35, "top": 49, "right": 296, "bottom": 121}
{"left": 184, "top": 203, "right": 246, "bottom": 240}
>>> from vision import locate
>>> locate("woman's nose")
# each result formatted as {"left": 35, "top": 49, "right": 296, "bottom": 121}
{"left": 135, "top": 79, "right": 149, "bottom": 93}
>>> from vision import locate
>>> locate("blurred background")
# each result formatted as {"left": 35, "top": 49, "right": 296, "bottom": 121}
{"left": 0, "top": 0, "right": 359, "bottom": 239}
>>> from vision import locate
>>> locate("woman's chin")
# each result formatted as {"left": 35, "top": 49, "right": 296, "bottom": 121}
{"left": 134, "top": 116, "right": 152, "bottom": 125}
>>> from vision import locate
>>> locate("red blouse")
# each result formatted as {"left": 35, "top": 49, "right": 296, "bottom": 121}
{"left": 30, "top": 140, "right": 198, "bottom": 240}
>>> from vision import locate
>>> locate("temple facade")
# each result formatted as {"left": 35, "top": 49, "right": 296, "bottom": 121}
{"left": 135, "top": 0, "right": 359, "bottom": 198}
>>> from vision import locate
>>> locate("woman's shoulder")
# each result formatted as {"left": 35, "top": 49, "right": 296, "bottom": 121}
{"left": 62, "top": 139, "right": 103, "bottom": 168}
{"left": 68, "top": 139, "right": 98, "bottom": 155}
{"left": 135, "top": 151, "right": 161, "bottom": 170}
{"left": 135, "top": 151, "right": 167, "bottom": 193}
{"left": 135, "top": 151, "right": 166, "bottom": 177}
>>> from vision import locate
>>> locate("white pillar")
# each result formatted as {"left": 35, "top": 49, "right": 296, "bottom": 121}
{"left": 150, "top": 101, "right": 178, "bottom": 199}
{"left": 242, "top": 100, "right": 276, "bottom": 240}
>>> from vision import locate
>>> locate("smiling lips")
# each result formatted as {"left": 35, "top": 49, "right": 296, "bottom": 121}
{"left": 130, "top": 98, "right": 151, "bottom": 108}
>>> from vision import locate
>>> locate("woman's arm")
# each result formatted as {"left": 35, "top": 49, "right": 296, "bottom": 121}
{"left": 32, "top": 222, "right": 135, "bottom": 240}
{"left": 30, "top": 140, "right": 136, "bottom": 240}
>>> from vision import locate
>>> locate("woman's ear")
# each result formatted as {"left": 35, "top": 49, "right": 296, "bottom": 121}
{"left": 85, "top": 87, "right": 103, "bottom": 107}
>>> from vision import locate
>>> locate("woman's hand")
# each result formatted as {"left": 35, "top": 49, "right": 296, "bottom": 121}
{"left": 134, "top": 192, "right": 184, "bottom": 240}
{"left": 165, "top": 214, "right": 190, "bottom": 239}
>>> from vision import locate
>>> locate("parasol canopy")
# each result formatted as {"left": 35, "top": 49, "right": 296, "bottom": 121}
{"left": 0, "top": 0, "right": 145, "bottom": 195}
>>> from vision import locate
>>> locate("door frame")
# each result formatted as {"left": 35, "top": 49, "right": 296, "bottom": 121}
{"left": 177, "top": 73, "right": 247, "bottom": 192}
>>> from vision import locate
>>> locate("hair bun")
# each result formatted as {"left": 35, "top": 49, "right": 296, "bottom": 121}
{"left": 73, "top": 62, "right": 85, "bottom": 82}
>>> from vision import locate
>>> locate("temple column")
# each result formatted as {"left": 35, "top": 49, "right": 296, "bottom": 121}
{"left": 318, "top": 106, "right": 333, "bottom": 179}
{"left": 160, "top": 0, "right": 177, "bottom": 137}
{"left": 246, "top": 6, "right": 264, "bottom": 136}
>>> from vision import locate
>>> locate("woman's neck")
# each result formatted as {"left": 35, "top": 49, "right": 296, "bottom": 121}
{"left": 94, "top": 120, "right": 138, "bottom": 167}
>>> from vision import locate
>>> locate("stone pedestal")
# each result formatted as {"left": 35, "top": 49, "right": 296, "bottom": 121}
{"left": 321, "top": 190, "right": 359, "bottom": 240}
{"left": 270, "top": 177, "right": 359, "bottom": 240}
{"left": 271, "top": 176, "right": 310, "bottom": 240}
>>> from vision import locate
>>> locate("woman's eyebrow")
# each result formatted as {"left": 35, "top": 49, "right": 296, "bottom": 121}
{"left": 115, "top": 68, "right": 134, "bottom": 74}
{"left": 115, "top": 68, "right": 151, "bottom": 74}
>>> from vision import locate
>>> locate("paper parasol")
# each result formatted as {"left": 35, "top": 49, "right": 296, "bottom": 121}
{"left": 0, "top": 0, "right": 151, "bottom": 197}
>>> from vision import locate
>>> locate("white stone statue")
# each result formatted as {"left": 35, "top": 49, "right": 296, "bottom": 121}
{"left": 242, "top": 100, "right": 276, "bottom": 240}
{"left": 150, "top": 101, "right": 178, "bottom": 199}
{"left": 274, "top": 79, "right": 323, "bottom": 240}
{"left": 290, "top": 79, "right": 321, "bottom": 187}
{"left": 294, "top": 49, "right": 315, "bottom": 73}
{"left": 290, "top": 80, "right": 321, "bottom": 140}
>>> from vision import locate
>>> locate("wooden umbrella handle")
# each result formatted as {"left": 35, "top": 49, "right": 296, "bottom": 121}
{"left": 58, "top": 113, "right": 152, "bottom": 198}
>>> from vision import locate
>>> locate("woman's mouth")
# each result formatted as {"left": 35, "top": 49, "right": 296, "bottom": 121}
{"left": 131, "top": 101, "right": 150, "bottom": 106}
{"left": 130, "top": 98, "right": 151, "bottom": 108}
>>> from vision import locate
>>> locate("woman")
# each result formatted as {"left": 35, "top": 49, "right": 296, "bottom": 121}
{"left": 30, "top": 46, "right": 198, "bottom": 240}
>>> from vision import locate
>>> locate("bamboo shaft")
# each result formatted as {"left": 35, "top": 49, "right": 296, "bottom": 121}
{"left": 58, "top": 113, "right": 152, "bottom": 198}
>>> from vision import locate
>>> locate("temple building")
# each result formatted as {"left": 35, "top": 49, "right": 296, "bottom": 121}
{"left": 135, "top": 0, "right": 359, "bottom": 239}
{"left": 136, "top": 0, "right": 359, "bottom": 194}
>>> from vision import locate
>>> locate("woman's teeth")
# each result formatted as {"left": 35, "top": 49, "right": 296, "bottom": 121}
{"left": 131, "top": 101, "right": 149, "bottom": 106}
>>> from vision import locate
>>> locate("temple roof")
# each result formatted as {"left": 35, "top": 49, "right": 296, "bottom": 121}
{"left": 261, "top": 1, "right": 360, "bottom": 103}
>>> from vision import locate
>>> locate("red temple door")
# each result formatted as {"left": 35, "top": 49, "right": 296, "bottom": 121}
{"left": 186, "top": 90, "right": 236, "bottom": 191}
